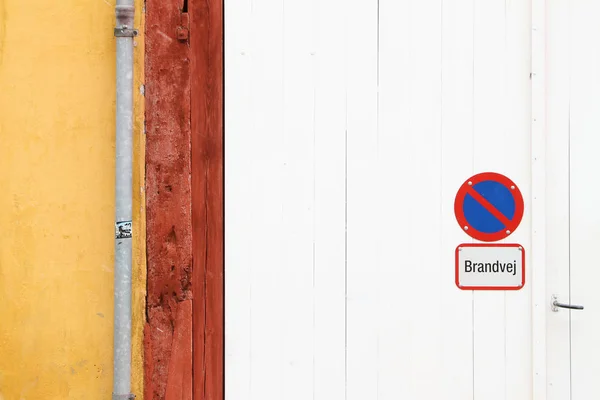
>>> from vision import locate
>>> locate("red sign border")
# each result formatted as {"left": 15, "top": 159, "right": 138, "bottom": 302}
{"left": 454, "top": 172, "right": 525, "bottom": 242}
{"left": 455, "top": 243, "right": 526, "bottom": 291}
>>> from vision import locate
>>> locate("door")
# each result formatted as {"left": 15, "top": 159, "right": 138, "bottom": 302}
{"left": 546, "top": 0, "right": 600, "bottom": 398}
{"left": 225, "top": 0, "right": 534, "bottom": 399}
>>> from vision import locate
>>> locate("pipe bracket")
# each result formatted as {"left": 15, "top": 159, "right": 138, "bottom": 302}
{"left": 114, "top": 26, "right": 139, "bottom": 37}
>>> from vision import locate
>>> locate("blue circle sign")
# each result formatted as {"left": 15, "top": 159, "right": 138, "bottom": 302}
{"left": 454, "top": 172, "right": 524, "bottom": 242}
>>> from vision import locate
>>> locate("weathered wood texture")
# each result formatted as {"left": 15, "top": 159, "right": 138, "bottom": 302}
{"left": 145, "top": 0, "right": 193, "bottom": 398}
{"left": 190, "top": 0, "right": 224, "bottom": 398}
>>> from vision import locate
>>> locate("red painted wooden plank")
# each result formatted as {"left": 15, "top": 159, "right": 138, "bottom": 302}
{"left": 165, "top": 300, "right": 193, "bottom": 400}
{"left": 189, "top": 0, "right": 224, "bottom": 398}
{"left": 145, "top": 0, "right": 193, "bottom": 397}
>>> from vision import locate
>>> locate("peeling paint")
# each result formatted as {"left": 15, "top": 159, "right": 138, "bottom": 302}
{"left": 145, "top": 0, "right": 192, "bottom": 397}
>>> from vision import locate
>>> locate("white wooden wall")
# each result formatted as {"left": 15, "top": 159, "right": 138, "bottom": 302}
{"left": 545, "top": 0, "right": 600, "bottom": 398}
{"left": 225, "top": 0, "right": 532, "bottom": 399}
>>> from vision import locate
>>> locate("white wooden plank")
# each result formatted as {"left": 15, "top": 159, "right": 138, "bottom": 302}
{"left": 377, "top": 0, "right": 414, "bottom": 398}
{"left": 569, "top": 1, "right": 600, "bottom": 398}
{"left": 531, "top": 0, "right": 547, "bottom": 397}
{"left": 313, "top": 0, "right": 347, "bottom": 398}
{"left": 280, "top": 0, "right": 317, "bottom": 398}
{"left": 440, "top": 0, "right": 476, "bottom": 397}
{"left": 245, "top": 1, "right": 286, "bottom": 399}
{"left": 545, "top": 0, "right": 571, "bottom": 398}
{"left": 472, "top": 0, "right": 508, "bottom": 397}
{"left": 503, "top": 1, "right": 533, "bottom": 399}
{"left": 402, "top": 0, "right": 444, "bottom": 398}
{"left": 224, "top": 0, "right": 253, "bottom": 398}
{"left": 345, "top": 0, "right": 379, "bottom": 397}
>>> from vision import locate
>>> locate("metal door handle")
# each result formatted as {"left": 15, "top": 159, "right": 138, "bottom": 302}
{"left": 551, "top": 295, "right": 584, "bottom": 312}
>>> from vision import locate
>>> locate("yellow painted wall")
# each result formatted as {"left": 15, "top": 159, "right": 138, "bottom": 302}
{"left": 0, "top": 0, "right": 145, "bottom": 399}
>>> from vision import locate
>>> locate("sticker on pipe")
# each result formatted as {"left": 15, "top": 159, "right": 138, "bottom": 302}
{"left": 455, "top": 243, "right": 525, "bottom": 290}
{"left": 115, "top": 220, "right": 132, "bottom": 239}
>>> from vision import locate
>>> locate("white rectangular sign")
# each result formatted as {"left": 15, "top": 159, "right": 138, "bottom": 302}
{"left": 455, "top": 244, "right": 525, "bottom": 290}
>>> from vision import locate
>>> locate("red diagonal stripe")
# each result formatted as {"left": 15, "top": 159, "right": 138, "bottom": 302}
{"left": 466, "top": 187, "right": 512, "bottom": 228}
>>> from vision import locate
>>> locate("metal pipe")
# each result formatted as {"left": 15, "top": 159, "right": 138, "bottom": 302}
{"left": 113, "top": 1, "right": 137, "bottom": 399}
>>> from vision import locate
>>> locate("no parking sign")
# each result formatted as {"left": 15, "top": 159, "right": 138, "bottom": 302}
{"left": 454, "top": 172, "right": 526, "bottom": 290}
{"left": 454, "top": 172, "right": 524, "bottom": 242}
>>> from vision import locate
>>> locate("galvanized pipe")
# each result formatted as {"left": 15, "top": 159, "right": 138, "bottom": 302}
{"left": 113, "top": 1, "right": 136, "bottom": 399}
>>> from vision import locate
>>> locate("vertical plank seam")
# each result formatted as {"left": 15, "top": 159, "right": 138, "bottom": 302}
{"left": 471, "top": 1, "right": 476, "bottom": 398}
{"left": 375, "top": 0, "right": 381, "bottom": 398}
{"left": 531, "top": 0, "right": 547, "bottom": 397}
